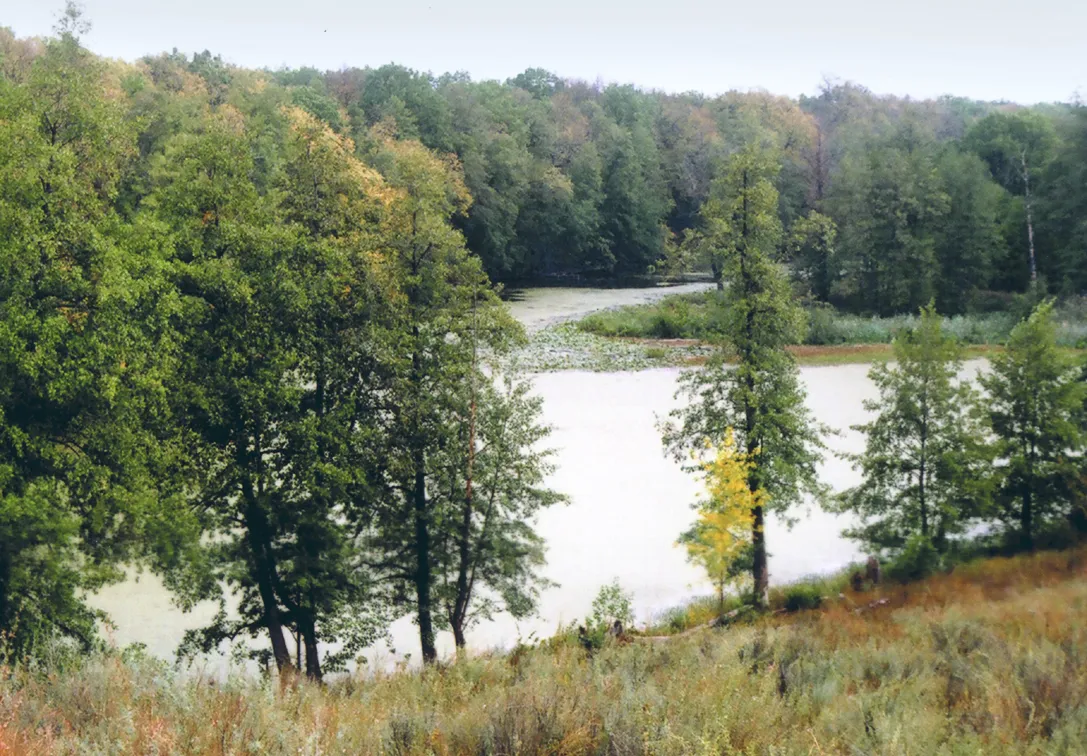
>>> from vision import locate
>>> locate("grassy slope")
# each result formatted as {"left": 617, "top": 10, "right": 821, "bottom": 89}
{"left": 3, "top": 548, "right": 1086, "bottom": 754}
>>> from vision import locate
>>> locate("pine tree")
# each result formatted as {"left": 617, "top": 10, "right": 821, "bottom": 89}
{"left": 835, "top": 305, "right": 990, "bottom": 553}
{"left": 980, "top": 302, "right": 1085, "bottom": 549}
{"left": 662, "top": 145, "right": 825, "bottom": 607}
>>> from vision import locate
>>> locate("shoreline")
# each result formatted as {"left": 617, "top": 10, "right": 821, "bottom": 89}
{"left": 514, "top": 325, "right": 1045, "bottom": 373}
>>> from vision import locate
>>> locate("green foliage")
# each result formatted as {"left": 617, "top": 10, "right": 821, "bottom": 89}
{"left": 578, "top": 293, "right": 1087, "bottom": 348}
{"left": 4, "top": 6, "right": 1087, "bottom": 680}
{"left": 967, "top": 111, "right": 1057, "bottom": 197}
{"left": 828, "top": 120, "right": 950, "bottom": 314}
{"left": 361, "top": 135, "right": 561, "bottom": 663}
{"left": 1038, "top": 106, "right": 1087, "bottom": 293}
{"left": 577, "top": 290, "right": 728, "bottom": 339}
{"left": 8, "top": 20, "right": 1083, "bottom": 296}
{"left": 886, "top": 534, "right": 943, "bottom": 582}
{"left": 290, "top": 85, "right": 344, "bottom": 131}
{"left": 933, "top": 148, "right": 1008, "bottom": 313}
{"left": 432, "top": 372, "right": 567, "bottom": 645}
{"left": 786, "top": 210, "right": 838, "bottom": 301}
{"left": 980, "top": 301, "right": 1086, "bottom": 549}
{"left": 835, "top": 306, "right": 991, "bottom": 552}
{"left": 160, "top": 107, "right": 393, "bottom": 678}
{"left": 0, "top": 23, "right": 191, "bottom": 656}
{"left": 588, "top": 579, "right": 634, "bottom": 630}
{"left": 782, "top": 582, "right": 824, "bottom": 612}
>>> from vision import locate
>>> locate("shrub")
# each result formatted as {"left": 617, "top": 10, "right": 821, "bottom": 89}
{"left": 580, "top": 293, "right": 1087, "bottom": 349}
{"left": 782, "top": 583, "right": 823, "bottom": 612}
{"left": 803, "top": 304, "right": 845, "bottom": 345}
{"left": 589, "top": 579, "right": 634, "bottom": 630}
{"left": 887, "top": 534, "right": 943, "bottom": 582}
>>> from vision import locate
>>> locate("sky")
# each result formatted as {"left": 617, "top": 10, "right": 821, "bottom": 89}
{"left": 3, "top": 0, "right": 1085, "bottom": 104}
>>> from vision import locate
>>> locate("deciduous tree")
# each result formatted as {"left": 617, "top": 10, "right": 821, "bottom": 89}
{"left": 678, "top": 430, "right": 758, "bottom": 611}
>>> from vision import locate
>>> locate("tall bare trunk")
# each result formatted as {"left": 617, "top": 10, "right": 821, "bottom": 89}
{"left": 1021, "top": 489, "right": 1034, "bottom": 551}
{"left": 752, "top": 505, "right": 769, "bottom": 607}
{"left": 243, "top": 501, "right": 292, "bottom": 673}
{"left": 301, "top": 617, "right": 322, "bottom": 682}
{"left": 414, "top": 458, "right": 436, "bottom": 663}
{"left": 1021, "top": 151, "right": 1037, "bottom": 283}
{"left": 410, "top": 318, "right": 436, "bottom": 664}
{"left": 451, "top": 297, "right": 479, "bottom": 652}
{"left": 1022, "top": 443, "right": 1036, "bottom": 551}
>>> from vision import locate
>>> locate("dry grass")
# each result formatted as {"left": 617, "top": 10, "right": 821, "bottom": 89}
{"left": 2, "top": 548, "right": 1087, "bottom": 754}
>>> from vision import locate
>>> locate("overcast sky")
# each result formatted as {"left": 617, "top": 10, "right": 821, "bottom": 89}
{"left": 3, "top": 0, "right": 1084, "bottom": 104}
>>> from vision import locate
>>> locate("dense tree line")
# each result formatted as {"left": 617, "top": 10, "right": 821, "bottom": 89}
{"left": 5, "top": 21, "right": 1083, "bottom": 306}
{"left": 0, "top": 11, "right": 564, "bottom": 677}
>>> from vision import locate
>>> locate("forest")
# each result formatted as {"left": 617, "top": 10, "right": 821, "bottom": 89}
{"left": 5, "top": 9, "right": 1086, "bottom": 307}
{"left": 3, "top": 5, "right": 1087, "bottom": 754}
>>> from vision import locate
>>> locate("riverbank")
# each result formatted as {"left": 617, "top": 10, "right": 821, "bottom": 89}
{"left": 575, "top": 290, "right": 1087, "bottom": 347}
{"left": 4, "top": 546, "right": 1085, "bottom": 754}
{"left": 508, "top": 290, "right": 1087, "bottom": 372}
{"left": 513, "top": 323, "right": 1017, "bottom": 373}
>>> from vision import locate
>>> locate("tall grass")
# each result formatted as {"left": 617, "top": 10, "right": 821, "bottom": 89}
{"left": 576, "top": 292, "right": 1087, "bottom": 348}
{"left": 576, "top": 291, "right": 730, "bottom": 340}
{"left": 2, "top": 548, "right": 1086, "bottom": 754}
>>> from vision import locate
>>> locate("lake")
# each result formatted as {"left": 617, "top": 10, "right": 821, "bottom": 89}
{"left": 89, "top": 285, "right": 979, "bottom": 668}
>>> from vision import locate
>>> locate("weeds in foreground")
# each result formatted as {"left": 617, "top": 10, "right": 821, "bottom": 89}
{"left": 1, "top": 548, "right": 1086, "bottom": 754}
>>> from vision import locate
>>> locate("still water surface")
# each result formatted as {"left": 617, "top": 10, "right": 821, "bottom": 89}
{"left": 90, "top": 287, "right": 978, "bottom": 668}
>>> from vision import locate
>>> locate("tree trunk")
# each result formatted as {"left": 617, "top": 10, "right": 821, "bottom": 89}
{"left": 1021, "top": 489, "right": 1034, "bottom": 551}
{"left": 752, "top": 505, "right": 769, "bottom": 608}
{"left": 406, "top": 306, "right": 438, "bottom": 665}
{"left": 1021, "top": 152, "right": 1038, "bottom": 283}
{"left": 738, "top": 167, "right": 769, "bottom": 609}
{"left": 243, "top": 503, "right": 293, "bottom": 673}
{"left": 450, "top": 297, "right": 479, "bottom": 653}
{"left": 449, "top": 493, "right": 472, "bottom": 653}
{"left": 1022, "top": 442, "right": 1036, "bottom": 551}
{"left": 236, "top": 432, "right": 293, "bottom": 675}
{"left": 919, "top": 400, "right": 930, "bottom": 542}
{"left": 919, "top": 464, "right": 928, "bottom": 539}
{"left": 450, "top": 490, "right": 473, "bottom": 652}
{"left": 414, "top": 458, "right": 436, "bottom": 663}
{"left": 810, "top": 127, "right": 826, "bottom": 209}
{"left": 301, "top": 617, "right": 322, "bottom": 682}
{"left": 0, "top": 550, "right": 9, "bottom": 634}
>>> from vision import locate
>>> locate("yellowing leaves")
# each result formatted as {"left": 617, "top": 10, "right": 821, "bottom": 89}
{"left": 680, "top": 429, "right": 763, "bottom": 596}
